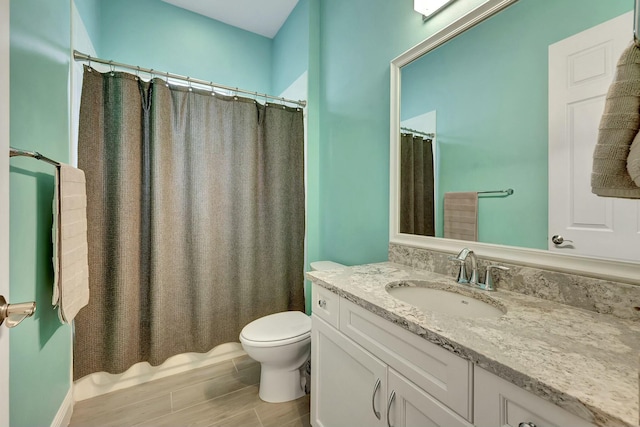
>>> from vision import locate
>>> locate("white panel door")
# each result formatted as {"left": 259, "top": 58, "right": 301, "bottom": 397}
{"left": 0, "top": 0, "right": 10, "bottom": 424}
{"left": 549, "top": 11, "right": 640, "bottom": 261}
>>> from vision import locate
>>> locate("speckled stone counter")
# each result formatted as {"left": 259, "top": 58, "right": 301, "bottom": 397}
{"left": 306, "top": 262, "right": 640, "bottom": 427}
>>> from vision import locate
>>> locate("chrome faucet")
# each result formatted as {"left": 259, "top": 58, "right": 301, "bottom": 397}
{"left": 449, "top": 248, "right": 478, "bottom": 285}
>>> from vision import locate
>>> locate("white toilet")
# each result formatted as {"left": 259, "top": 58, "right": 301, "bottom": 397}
{"left": 239, "top": 260, "right": 345, "bottom": 403}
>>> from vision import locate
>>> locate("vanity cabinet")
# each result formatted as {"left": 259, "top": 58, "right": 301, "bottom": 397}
{"left": 311, "top": 283, "right": 599, "bottom": 427}
{"left": 311, "top": 283, "right": 472, "bottom": 427}
{"left": 474, "top": 366, "right": 596, "bottom": 427}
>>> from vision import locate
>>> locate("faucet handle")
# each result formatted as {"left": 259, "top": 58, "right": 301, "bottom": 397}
{"left": 480, "top": 264, "right": 509, "bottom": 291}
{"left": 448, "top": 256, "right": 469, "bottom": 284}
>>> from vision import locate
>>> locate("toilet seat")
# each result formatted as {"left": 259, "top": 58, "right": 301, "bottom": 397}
{"left": 240, "top": 311, "right": 311, "bottom": 348}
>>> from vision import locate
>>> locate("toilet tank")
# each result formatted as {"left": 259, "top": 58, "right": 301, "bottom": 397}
{"left": 310, "top": 261, "right": 346, "bottom": 271}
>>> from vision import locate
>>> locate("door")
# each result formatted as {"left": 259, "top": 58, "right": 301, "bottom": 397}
{"left": 311, "top": 315, "right": 386, "bottom": 427}
{"left": 386, "top": 369, "right": 472, "bottom": 427}
{"left": 549, "top": 11, "right": 640, "bottom": 262}
{"left": 1, "top": 0, "right": 10, "bottom": 424}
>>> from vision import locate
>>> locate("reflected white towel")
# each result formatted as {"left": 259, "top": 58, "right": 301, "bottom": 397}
{"left": 52, "top": 164, "right": 89, "bottom": 323}
{"left": 443, "top": 192, "right": 478, "bottom": 241}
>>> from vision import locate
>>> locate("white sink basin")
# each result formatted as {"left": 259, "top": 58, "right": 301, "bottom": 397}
{"left": 387, "top": 282, "right": 506, "bottom": 319}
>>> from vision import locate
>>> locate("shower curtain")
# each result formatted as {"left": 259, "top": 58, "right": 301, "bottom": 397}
{"left": 400, "top": 133, "right": 435, "bottom": 236}
{"left": 74, "top": 66, "right": 305, "bottom": 379}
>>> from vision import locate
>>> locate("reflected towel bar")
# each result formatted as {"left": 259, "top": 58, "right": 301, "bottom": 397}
{"left": 9, "top": 147, "right": 61, "bottom": 167}
{"left": 478, "top": 188, "right": 514, "bottom": 196}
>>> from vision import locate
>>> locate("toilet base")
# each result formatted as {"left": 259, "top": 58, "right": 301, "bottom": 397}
{"left": 258, "top": 365, "right": 305, "bottom": 403}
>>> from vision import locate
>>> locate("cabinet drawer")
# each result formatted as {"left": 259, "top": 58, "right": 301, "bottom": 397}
{"left": 474, "top": 366, "right": 596, "bottom": 427}
{"left": 311, "top": 283, "right": 340, "bottom": 328}
{"left": 339, "top": 298, "right": 472, "bottom": 421}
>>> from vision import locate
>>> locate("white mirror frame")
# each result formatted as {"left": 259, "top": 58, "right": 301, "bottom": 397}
{"left": 390, "top": 0, "right": 640, "bottom": 285}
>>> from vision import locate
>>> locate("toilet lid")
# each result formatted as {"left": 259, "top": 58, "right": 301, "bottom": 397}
{"left": 240, "top": 311, "right": 311, "bottom": 343}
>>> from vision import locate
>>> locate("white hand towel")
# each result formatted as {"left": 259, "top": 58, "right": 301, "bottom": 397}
{"left": 52, "top": 164, "right": 89, "bottom": 323}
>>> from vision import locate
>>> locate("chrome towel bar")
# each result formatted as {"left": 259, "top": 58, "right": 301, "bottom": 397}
{"left": 9, "top": 147, "right": 60, "bottom": 167}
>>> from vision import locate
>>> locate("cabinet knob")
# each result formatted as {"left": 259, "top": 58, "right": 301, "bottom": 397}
{"left": 318, "top": 299, "right": 327, "bottom": 309}
{"left": 518, "top": 423, "right": 537, "bottom": 427}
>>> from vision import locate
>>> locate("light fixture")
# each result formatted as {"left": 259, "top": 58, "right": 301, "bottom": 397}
{"left": 414, "top": 0, "right": 456, "bottom": 20}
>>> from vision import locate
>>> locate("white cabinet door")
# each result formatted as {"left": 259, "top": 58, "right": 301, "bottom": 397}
{"left": 474, "top": 366, "right": 596, "bottom": 427}
{"left": 387, "top": 369, "right": 473, "bottom": 427}
{"left": 311, "top": 315, "right": 387, "bottom": 427}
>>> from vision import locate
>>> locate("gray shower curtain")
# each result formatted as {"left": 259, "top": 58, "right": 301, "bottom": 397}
{"left": 74, "top": 66, "right": 305, "bottom": 379}
{"left": 400, "top": 133, "right": 435, "bottom": 236}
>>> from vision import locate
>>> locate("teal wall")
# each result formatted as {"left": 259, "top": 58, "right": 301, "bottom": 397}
{"left": 74, "top": 0, "right": 100, "bottom": 50}
{"left": 401, "top": 0, "right": 631, "bottom": 249}
{"left": 98, "top": 0, "right": 273, "bottom": 94}
{"left": 9, "top": 0, "right": 72, "bottom": 426}
{"left": 316, "top": 0, "right": 488, "bottom": 265}
{"left": 272, "top": 0, "right": 310, "bottom": 96}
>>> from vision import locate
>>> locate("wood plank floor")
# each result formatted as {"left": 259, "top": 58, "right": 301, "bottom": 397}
{"left": 69, "top": 355, "right": 310, "bottom": 427}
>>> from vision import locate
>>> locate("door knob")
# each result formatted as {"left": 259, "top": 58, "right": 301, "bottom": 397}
{"left": 0, "top": 295, "right": 36, "bottom": 328}
{"left": 551, "top": 234, "right": 573, "bottom": 245}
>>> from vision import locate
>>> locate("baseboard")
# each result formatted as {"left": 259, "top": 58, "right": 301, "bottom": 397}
{"left": 51, "top": 387, "right": 74, "bottom": 427}
{"left": 74, "top": 342, "right": 246, "bottom": 401}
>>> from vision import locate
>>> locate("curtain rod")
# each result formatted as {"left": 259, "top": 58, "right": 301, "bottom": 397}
{"left": 400, "top": 127, "right": 435, "bottom": 138}
{"left": 73, "top": 50, "right": 307, "bottom": 108}
{"left": 10, "top": 147, "right": 61, "bottom": 167}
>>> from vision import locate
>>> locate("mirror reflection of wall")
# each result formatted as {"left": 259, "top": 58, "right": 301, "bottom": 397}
{"left": 400, "top": 0, "right": 633, "bottom": 253}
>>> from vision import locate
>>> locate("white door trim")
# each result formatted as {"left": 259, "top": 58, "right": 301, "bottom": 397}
{"left": 0, "top": 0, "right": 11, "bottom": 424}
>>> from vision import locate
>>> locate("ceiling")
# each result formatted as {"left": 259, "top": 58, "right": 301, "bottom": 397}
{"left": 161, "top": 0, "right": 299, "bottom": 38}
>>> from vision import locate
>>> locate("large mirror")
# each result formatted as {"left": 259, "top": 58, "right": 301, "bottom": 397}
{"left": 390, "top": 0, "right": 640, "bottom": 283}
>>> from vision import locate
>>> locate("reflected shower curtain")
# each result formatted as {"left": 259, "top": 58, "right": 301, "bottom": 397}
{"left": 400, "top": 133, "right": 435, "bottom": 236}
{"left": 74, "top": 66, "right": 305, "bottom": 379}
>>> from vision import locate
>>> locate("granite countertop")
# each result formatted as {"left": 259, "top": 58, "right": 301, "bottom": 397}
{"left": 306, "top": 262, "right": 640, "bottom": 427}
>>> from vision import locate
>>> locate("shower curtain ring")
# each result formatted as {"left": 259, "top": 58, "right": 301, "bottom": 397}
{"left": 187, "top": 77, "right": 192, "bottom": 92}
{"left": 87, "top": 55, "right": 92, "bottom": 71}
{"left": 234, "top": 87, "right": 238, "bottom": 101}
{"left": 210, "top": 82, "right": 215, "bottom": 96}
{"left": 135, "top": 66, "right": 140, "bottom": 81}
{"left": 165, "top": 72, "right": 170, "bottom": 87}
{"left": 109, "top": 60, "right": 115, "bottom": 76}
